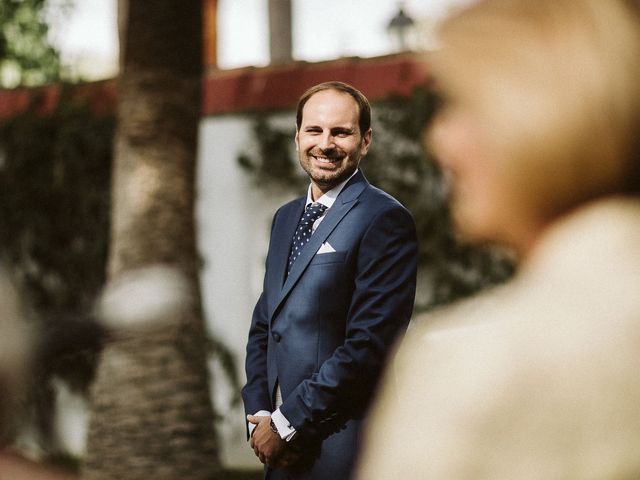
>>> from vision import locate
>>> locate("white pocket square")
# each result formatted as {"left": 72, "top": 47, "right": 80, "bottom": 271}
{"left": 317, "top": 242, "right": 336, "bottom": 254}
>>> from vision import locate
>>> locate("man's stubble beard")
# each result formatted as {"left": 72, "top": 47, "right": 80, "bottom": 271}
{"left": 299, "top": 150, "right": 363, "bottom": 192}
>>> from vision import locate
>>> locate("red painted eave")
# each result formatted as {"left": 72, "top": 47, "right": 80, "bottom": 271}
{"left": 0, "top": 80, "right": 117, "bottom": 120}
{"left": 203, "top": 53, "right": 430, "bottom": 115}
{"left": 0, "top": 54, "right": 430, "bottom": 120}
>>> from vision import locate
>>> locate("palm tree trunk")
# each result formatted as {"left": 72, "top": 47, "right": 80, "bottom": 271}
{"left": 83, "top": 1, "right": 219, "bottom": 479}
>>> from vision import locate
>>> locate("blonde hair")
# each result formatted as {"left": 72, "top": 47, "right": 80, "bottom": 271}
{"left": 430, "top": 0, "right": 640, "bottom": 219}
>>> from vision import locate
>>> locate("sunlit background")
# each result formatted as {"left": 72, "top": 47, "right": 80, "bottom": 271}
{"left": 47, "top": 0, "right": 474, "bottom": 80}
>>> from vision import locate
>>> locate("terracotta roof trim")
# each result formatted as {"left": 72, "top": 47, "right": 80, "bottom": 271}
{"left": 0, "top": 54, "right": 429, "bottom": 120}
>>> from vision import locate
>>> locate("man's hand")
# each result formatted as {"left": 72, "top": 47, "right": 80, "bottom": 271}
{"left": 247, "top": 415, "right": 287, "bottom": 466}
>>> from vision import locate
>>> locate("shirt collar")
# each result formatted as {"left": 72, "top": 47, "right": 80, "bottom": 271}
{"left": 305, "top": 169, "right": 359, "bottom": 209}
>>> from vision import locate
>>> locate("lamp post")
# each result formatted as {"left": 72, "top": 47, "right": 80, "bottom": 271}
{"left": 387, "top": 3, "right": 416, "bottom": 52}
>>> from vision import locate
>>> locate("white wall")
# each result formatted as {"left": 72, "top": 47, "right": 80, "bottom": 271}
{"left": 196, "top": 112, "right": 295, "bottom": 468}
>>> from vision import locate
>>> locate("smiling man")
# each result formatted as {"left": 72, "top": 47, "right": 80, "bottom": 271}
{"left": 242, "top": 81, "right": 418, "bottom": 480}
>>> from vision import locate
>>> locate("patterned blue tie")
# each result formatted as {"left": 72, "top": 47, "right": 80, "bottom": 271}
{"left": 288, "top": 202, "right": 328, "bottom": 275}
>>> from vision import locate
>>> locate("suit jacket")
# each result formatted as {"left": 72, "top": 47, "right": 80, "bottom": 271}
{"left": 242, "top": 171, "right": 418, "bottom": 479}
{"left": 356, "top": 198, "right": 640, "bottom": 480}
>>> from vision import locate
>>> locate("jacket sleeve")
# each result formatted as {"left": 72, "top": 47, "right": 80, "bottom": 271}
{"left": 241, "top": 214, "right": 278, "bottom": 421}
{"left": 242, "top": 290, "right": 271, "bottom": 417}
{"left": 280, "top": 205, "right": 418, "bottom": 440}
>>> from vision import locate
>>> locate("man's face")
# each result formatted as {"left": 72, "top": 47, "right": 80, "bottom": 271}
{"left": 296, "top": 89, "right": 371, "bottom": 198}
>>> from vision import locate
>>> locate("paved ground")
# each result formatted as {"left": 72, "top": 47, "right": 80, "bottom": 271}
{"left": 0, "top": 449, "right": 263, "bottom": 480}
{"left": 0, "top": 450, "right": 77, "bottom": 480}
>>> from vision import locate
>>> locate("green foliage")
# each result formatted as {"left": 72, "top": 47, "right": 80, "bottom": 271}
{"left": 0, "top": 86, "right": 113, "bottom": 452}
{"left": 0, "top": 0, "right": 65, "bottom": 88}
{"left": 237, "top": 87, "right": 515, "bottom": 311}
{"left": 0, "top": 87, "right": 113, "bottom": 320}
{"left": 237, "top": 115, "right": 306, "bottom": 190}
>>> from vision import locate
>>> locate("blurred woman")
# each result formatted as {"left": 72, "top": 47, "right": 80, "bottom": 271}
{"left": 356, "top": 0, "right": 640, "bottom": 478}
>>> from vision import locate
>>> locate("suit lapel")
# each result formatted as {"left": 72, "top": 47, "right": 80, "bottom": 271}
{"left": 269, "top": 172, "right": 368, "bottom": 321}
{"left": 270, "top": 197, "right": 305, "bottom": 289}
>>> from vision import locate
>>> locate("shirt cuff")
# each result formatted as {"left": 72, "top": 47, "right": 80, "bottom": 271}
{"left": 271, "top": 408, "right": 297, "bottom": 442}
{"left": 248, "top": 410, "right": 271, "bottom": 437}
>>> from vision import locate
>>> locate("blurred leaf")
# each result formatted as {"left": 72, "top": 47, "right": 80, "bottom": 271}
{"left": 0, "top": 0, "right": 66, "bottom": 88}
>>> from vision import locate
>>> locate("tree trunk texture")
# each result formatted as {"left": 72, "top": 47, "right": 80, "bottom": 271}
{"left": 83, "top": 1, "right": 219, "bottom": 479}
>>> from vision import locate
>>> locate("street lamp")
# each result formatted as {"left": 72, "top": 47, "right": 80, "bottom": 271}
{"left": 387, "top": 3, "right": 416, "bottom": 52}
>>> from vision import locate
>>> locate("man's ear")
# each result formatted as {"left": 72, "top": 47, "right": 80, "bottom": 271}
{"left": 295, "top": 129, "right": 300, "bottom": 152}
{"left": 360, "top": 128, "right": 372, "bottom": 155}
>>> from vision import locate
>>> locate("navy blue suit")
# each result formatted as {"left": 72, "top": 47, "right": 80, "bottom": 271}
{"left": 242, "top": 171, "right": 418, "bottom": 479}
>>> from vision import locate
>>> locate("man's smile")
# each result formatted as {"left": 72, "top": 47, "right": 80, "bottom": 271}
{"left": 310, "top": 153, "right": 342, "bottom": 165}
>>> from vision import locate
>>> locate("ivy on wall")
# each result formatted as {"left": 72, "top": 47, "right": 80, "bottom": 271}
{"left": 238, "top": 115, "right": 306, "bottom": 190}
{"left": 0, "top": 85, "right": 113, "bottom": 454}
{"left": 0, "top": 89, "right": 114, "bottom": 320}
{"left": 237, "top": 87, "right": 514, "bottom": 311}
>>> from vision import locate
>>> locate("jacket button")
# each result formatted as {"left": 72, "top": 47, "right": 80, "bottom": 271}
{"left": 272, "top": 332, "right": 281, "bottom": 342}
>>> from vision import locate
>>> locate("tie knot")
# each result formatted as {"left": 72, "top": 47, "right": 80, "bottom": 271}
{"left": 301, "top": 202, "right": 327, "bottom": 225}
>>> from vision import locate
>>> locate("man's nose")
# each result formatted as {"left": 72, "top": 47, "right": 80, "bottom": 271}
{"left": 318, "top": 132, "right": 335, "bottom": 150}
